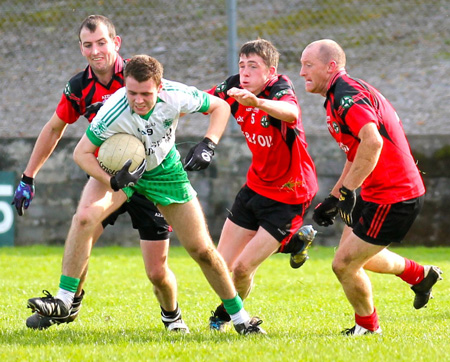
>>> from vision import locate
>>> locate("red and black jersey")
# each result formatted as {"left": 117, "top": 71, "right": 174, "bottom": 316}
{"left": 207, "top": 74, "right": 318, "bottom": 204}
{"left": 325, "top": 70, "right": 425, "bottom": 203}
{"left": 55, "top": 55, "right": 126, "bottom": 124}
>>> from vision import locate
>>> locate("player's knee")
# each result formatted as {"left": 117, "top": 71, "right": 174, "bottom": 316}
{"left": 189, "top": 245, "right": 216, "bottom": 266}
{"left": 73, "top": 207, "right": 101, "bottom": 229}
{"left": 332, "top": 257, "right": 348, "bottom": 278}
{"left": 147, "top": 267, "right": 167, "bottom": 286}
{"left": 232, "top": 261, "right": 251, "bottom": 281}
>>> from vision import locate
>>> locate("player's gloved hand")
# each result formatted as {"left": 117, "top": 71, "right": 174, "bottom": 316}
{"left": 83, "top": 102, "right": 104, "bottom": 119}
{"left": 11, "top": 174, "right": 35, "bottom": 216}
{"left": 110, "top": 159, "right": 146, "bottom": 191}
{"left": 184, "top": 137, "right": 216, "bottom": 171}
{"left": 337, "top": 186, "right": 356, "bottom": 226}
{"left": 312, "top": 194, "right": 339, "bottom": 226}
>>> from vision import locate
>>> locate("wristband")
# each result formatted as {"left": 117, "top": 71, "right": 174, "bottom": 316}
{"left": 203, "top": 137, "right": 216, "bottom": 150}
{"left": 110, "top": 177, "right": 120, "bottom": 192}
{"left": 22, "top": 174, "right": 35, "bottom": 185}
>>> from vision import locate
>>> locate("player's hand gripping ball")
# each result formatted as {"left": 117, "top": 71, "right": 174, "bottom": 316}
{"left": 97, "top": 133, "right": 146, "bottom": 175}
{"left": 110, "top": 159, "right": 147, "bottom": 191}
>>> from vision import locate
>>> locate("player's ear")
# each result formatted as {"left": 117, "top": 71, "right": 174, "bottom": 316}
{"left": 114, "top": 36, "right": 122, "bottom": 51}
{"left": 328, "top": 60, "right": 338, "bottom": 73}
{"left": 269, "top": 65, "right": 277, "bottom": 77}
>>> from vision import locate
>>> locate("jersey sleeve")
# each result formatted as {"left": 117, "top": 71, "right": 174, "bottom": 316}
{"left": 86, "top": 127, "right": 103, "bottom": 147}
{"left": 334, "top": 82, "right": 379, "bottom": 138}
{"left": 180, "top": 86, "right": 210, "bottom": 114}
{"left": 267, "top": 75, "right": 301, "bottom": 128}
{"left": 269, "top": 76, "right": 298, "bottom": 104}
{"left": 85, "top": 89, "right": 129, "bottom": 147}
{"left": 162, "top": 80, "right": 210, "bottom": 114}
{"left": 55, "top": 84, "right": 82, "bottom": 125}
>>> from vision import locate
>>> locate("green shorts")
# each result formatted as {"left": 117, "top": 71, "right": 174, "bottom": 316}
{"left": 122, "top": 147, "right": 197, "bottom": 206}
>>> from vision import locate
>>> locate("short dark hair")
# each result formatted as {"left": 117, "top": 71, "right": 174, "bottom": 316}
{"left": 240, "top": 38, "right": 279, "bottom": 69}
{"left": 124, "top": 55, "right": 164, "bottom": 85}
{"left": 78, "top": 15, "right": 116, "bottom": 41}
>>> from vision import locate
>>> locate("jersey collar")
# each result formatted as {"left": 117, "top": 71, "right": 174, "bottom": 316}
{"left": 327, "top": 69, "right": 347, "bottom": 92}
{"left": 252, "top": 74, "right": 279, "bottom": 96}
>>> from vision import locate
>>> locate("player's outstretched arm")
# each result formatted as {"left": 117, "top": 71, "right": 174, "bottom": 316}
{"left": 12, "top": 112, "right": 68, "bottom": 215}
{"left": 255, "top": 97, "right": 298, "bottom": 123}
{"left": 23, "top": 112, "right": 68, "bottom": 179}
{"left": 227, "top": 87, "right": 298, "bottom": 123}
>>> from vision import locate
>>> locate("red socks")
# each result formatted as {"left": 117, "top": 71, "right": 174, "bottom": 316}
{"left": 397, "top": 258, "right": 424, "bottom": 285}
{"left": 355, "top": 308, "right": 379, "bottom": 332}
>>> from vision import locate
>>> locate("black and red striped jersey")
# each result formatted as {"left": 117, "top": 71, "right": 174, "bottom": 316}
{"left": 55, "top": 55, "right": 126, "bottom": 124}
{"left": 325, "top": 70, "right": 425, "bottom": 203}
{"left": 207, "top": 74, "right": 318, "bottom": 204}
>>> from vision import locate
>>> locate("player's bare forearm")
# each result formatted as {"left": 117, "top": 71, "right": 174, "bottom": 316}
{"left": 332, "top": 161, "right": 352, "bottom": 197}
{"left": 204, "top": 95, "right": 230, "bottom": 144}
{"left": 343, "top": 123, "right": 382, "bottom": 190}
{"left": 228, "top": 87, "right": 297, "bottom": 123}
{"left": 255, "top": 98, "right": 298, "bottom": 123}
{"left": 24, "top": 113, "right": 68, "bottom": 178}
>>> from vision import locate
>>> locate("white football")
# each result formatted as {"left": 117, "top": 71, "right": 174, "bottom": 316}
{"left": 97, "top": 133, "right": 146, "bottom": 175}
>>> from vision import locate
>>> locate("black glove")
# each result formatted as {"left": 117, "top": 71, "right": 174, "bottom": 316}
{"left": 11, "top": 174, "right": 35, "bottom": 216}
{"left": 184, "top": 137, "right": 216, "bottom": 171}
{"left": 312, "top": 194, "right": 339, "bottom": 227}
{"left": 110, "top": 159, "right": 147, "bottom": 191}
{"left": 83, "top": 102, "right": 104, "bottom": 119}
{"left": 337, "top": 186, "right": 356, "bottom": 226}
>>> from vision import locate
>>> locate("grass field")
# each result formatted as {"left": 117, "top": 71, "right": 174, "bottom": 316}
{"left": 0, "top": 245, "right": 449, "bottom": 361}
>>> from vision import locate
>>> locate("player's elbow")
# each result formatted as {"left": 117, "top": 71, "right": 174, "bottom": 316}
{"left": 279, "top": 103, "right": 299, "bottom": 124}
{"left": 359, "top": 123, "right": 383, "bottom": 152}
{"left": 284, "top": 112, "right": 298, "bottom": 123}
{"left": 73, "top": 143, "right": 90, "bottom": 170}
{"left": 73, "top": 145, "right": 83, "bottom": 167}
{"left": 368, "top": 132, "right": 383, "bottom": 153}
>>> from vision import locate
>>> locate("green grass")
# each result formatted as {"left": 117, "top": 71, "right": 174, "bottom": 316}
{"left": 1, "top": 246, "right": 449, "bottom": 361}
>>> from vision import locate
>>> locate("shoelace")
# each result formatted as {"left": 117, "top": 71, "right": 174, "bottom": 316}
{"left": 246, "top": 319, "right": 263, "bottom": 332}
{"left": 41, "top": 290, "right": 55, "bottom": 300}
{"left": 342, "top": 326, "right": 355, "bottom": 335}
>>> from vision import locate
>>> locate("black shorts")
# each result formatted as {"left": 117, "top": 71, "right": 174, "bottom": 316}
{"left": 228, "top": 185, "right": 311, "bottom": 244}
{"left": 102, "top": 192, "right": 171, "bottom": 240}
{"left": 352, "top": 195, "right": 424, "bottom": 246}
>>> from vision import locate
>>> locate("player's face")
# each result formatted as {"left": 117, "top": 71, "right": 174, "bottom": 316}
{"left": 238, "top": 54, "right": 275, "bottom": 95}
{"left": 125, "top": 77, "right": 162, "bottom": 116}
{"left": 79, "top": 23, "right": 120, "bottom": 77}
{"left": 299, "top": 46, "right": 330, "bottom": 96}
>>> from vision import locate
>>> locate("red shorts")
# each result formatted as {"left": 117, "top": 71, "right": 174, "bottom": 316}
{"left": 352, "top": 195, "right": 424, "bottom": 246}
{"left": 228, "top": 184, "right": 311, "bottom": 244}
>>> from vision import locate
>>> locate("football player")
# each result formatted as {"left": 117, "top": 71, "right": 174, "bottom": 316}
{"left": 205, "top": 39, "right": 318, "bottom": 331}
{"left": 299, "top": 39, "right": 442, "bottom": 335}
{"left": 19, "top": 15, "right": 187, "bottom": 332}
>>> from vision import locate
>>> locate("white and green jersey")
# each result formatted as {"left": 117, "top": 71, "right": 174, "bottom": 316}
{"left": 87, "top": 79, "right": 210, "bottom": 171}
